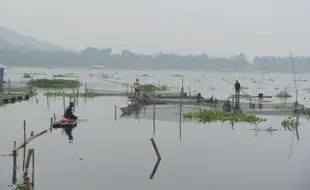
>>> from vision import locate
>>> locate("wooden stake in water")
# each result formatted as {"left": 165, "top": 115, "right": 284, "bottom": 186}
{"left": 50, "top": 117, "right": 53, "bottom": 132}
{"left": 46, "top": 86, "right": 50, "bottom": 109}
{"left": 150, "top": 138, "right": 161, "bottom": 160}
{"left": 23, "top": 120, "right": 26, "bottom": 172}
{"left": 290, "top": 52, "right": 300, "bottom": 140}
{"left": 12, "top": 141, "right": 17, "bottom": 184}
{"left": 62, "top": 89, "right": 66, "bottom": 112}
{"left": 179, "top": 76, "right": 183, "bottom": 141}
{"left": 153, "top": 86, "right": 156, "bottom": 135}
{"left": 114, "top": 106, "right": 117, "bottom": 120}
{"left": 32, "top": 149, "right": 35, "bottom": 189}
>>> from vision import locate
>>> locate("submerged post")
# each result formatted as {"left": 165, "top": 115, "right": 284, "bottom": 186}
{"left": 23, "top": 120, "right": 26, "bottom": 172}
{"left": 150, "top": 138, "right": 161, "bottom": 160}
{"left": 12, "top": 141, "right": 17, "bottom": 184}
{"left": 153, "top": 85, "right": 156, "bottom": 135}
{"left": 179, "top": 76, "right": 183, "bottom": 141}
{"left": 50, "top": 117, "right": 53, "bottom": 132}
{"left": 32, "top": 149, "right": 35, "bottom": 189}
{"left": 85, "top": 82, "right": 88, "bottom": 92}
{"left": 46, "top": 86, "right": 50, "bottom": 109}
{"left": 296, "top": 112, "right": 300, "bottom": 140}
{"left": 114, "top": 106, "right": 117, "bottom": 120}
{"left": 62, "top": 91, "right": 65, "bottom": 112}
{"left": 76, "top": 77, "right": 79, "bottom": 104}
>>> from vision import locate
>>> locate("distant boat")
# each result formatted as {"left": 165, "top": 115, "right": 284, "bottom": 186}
{"left": 92, "top": 65, "right": 105, "bottom": 69}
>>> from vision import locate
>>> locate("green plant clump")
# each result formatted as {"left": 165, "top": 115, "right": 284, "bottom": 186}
{"left": 140, "top": 84, "right": 168, "bottom": 92}
{"left": 281, "top": 116, "right": 297, "bottom": 131}
{"left": 276, "top": 91, "right": 292, "bottom": 98}
{"left": 45, "top": 92, "right": 98, "bottom": 98}
{"left": 23, "top": 73, "right": 32, "bottom": 78}
{"left": 184, "top": 110, "right": 266, "bottom": 124}
{"left": 28, "top": 79, "right": 81, "bottom": 88}
{"left": 273, "top": 105, "right": 295, "bottom": 110}
{"left": 231, "top": 94, "right": 250, "bottom": 98}
{"left": 53, "top": 73, "right": 77, "bottom": 78}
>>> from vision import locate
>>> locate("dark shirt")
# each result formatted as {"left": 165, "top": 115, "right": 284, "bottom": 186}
{"left": 64, "top": 106, "right": 73, "bottom": 118}
{"left": 235, "top": 82, "right": 240, "bottom": 91}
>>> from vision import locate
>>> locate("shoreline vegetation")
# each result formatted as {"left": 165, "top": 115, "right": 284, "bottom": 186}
{"left": 27, "top": 79, "right": 81, "bottom": 88}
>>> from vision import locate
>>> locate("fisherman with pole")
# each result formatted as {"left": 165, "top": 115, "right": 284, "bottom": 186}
{"left": 134, "top": 78, "right": 141, "bottom": 97}
{"left": 234, "top": 80, "right": 241, "bottom": 101}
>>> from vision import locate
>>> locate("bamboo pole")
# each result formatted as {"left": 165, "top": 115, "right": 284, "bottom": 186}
{"left": 32, "top": 149, "right": 35, "bottom": 189}
{"left": 23, "top": 120, "right": 26, "bottom": 171}
{"left": 153, "top": 85, "right": 156, "bottom": 135}
{"left": 62, "top": 89, "right": 66, "bottom": 112}
{"left": 12, "top": 141, "right": 17, "bottom": 184}
{"left": 150, "top": 138, "right": 161, "bottom": 160}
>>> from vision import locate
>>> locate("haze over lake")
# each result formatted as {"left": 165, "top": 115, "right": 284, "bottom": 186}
{"left": 0, "top": 67, "right": 310, "bottom": 190}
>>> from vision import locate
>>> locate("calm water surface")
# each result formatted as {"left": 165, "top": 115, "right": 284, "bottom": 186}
{"left": 0, "top": 68, "right": 310, "bottom": 190}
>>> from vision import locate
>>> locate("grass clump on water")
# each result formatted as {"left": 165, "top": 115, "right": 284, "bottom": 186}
{"left": 53, "top": 73, "right": 77, "bottom": 78}
{"left": 276, "top": 90, "right": 292, "bottom": 98}
{"left": 44, "top": 91, "right": 98, "bottom": 98}
{"left": 273, "top": 105, "right": 295, "bottom": 110}
{"left": 23, "top": 73, "right": 32, "bottom": 78}
{"left": 184, "top": 110, "right": 266, "bottom": 124}
{"left": 281, "top": 116, "right": 297, "bottom": 131}
{"left": 140, "top": 84, "right": 169, "bottom": 92}
{"left": 28, "top": 79, "right": 81, "bottom": 88}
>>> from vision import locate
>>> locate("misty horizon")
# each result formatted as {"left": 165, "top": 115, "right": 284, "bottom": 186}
{"left": 1, "top": 0, "right": 310, "bottom": 59}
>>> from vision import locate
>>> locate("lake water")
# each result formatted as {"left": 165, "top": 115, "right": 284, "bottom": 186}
{"left": 1, "top": 67, "right": 310, "bottom": 190}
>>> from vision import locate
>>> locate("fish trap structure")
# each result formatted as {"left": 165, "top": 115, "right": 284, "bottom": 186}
{"left": 120, "top": 93, "right": 310, "bottom": 121}
{"left": 52, "top": 122, "right": 77, "bottom": 129}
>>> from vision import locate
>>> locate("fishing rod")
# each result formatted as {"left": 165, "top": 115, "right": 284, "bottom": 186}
{"left": 218, "top": 76, "right": 252, "bottom": 99}
{"left": 287, "top": 52, "right": 300, "bottom": 160}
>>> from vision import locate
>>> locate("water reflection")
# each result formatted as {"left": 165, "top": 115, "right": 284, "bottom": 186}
{"left": 149, "top": 159, "right": 161, "bottom": 180}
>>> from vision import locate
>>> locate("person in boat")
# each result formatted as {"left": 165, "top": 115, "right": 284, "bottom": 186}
{"left": 134, "top": 78, "right": 141, "bottom": 97}
{"left": 64, "top": 101, "right": 78, "bottom": 121}
{"left": 234, "top": 80, "right": 241, "bottom": 99}
{"left": 196, "top": 93, "right": 202, "bottom": 103}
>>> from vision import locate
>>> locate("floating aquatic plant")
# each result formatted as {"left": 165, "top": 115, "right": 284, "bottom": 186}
{"left": 28, "top": 79, "right": 81, "bottom": 88}
{"left": 53, "top": 73, "right": 77, "bottom": 78}
{"left": 44, "top": 92, "right": 98, "bottom": 98}
{"left": 140, "top": 84, "right": 169, "bottom": 92}
{"left": 281, "top": 116, "right": 297, "bottom": 131}
{"left": 273, "top": 105, "right": 295, "bottom": 110}
{"left": 276, "top": 90, "right": 292, "bottom": 98}
{"left": 22, "top": 73, "right": 32, "bottom": 78}
{"left": 184, "top": 110, "right": 266, "bottom": 124}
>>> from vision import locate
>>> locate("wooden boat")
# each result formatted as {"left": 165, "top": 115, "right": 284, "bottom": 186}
{"left": 52, "top": 120, "right": 77, "bottom": 129}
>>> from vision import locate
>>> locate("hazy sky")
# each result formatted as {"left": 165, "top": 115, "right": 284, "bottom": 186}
{"left": 0, "top": 0, "right": 309, "bottom": 57}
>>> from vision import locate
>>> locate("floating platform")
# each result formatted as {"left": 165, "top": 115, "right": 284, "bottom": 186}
{"left": 86, "top": 89, "right": 192, "bottom": 98}
{"left": 230, "top": 95, "right": 273, "bottom": 99}
{"left": 0, "top": 93, "right": 30, "bottom": 104}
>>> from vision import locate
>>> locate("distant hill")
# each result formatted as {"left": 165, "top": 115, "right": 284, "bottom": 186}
{"left": 0, "top": 26, "right": 69, "bottom": 52}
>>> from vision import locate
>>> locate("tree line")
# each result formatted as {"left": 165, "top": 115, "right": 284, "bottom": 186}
{"left": 0, "top": 47, "right": 310, "bottom": 72}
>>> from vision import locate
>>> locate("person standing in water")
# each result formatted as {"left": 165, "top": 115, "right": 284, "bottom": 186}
{"left": 234, "top": 80, "right": 241, "bottom": 100}
{"left": 134, "top": 78, "right": 141, "bottom": 97}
